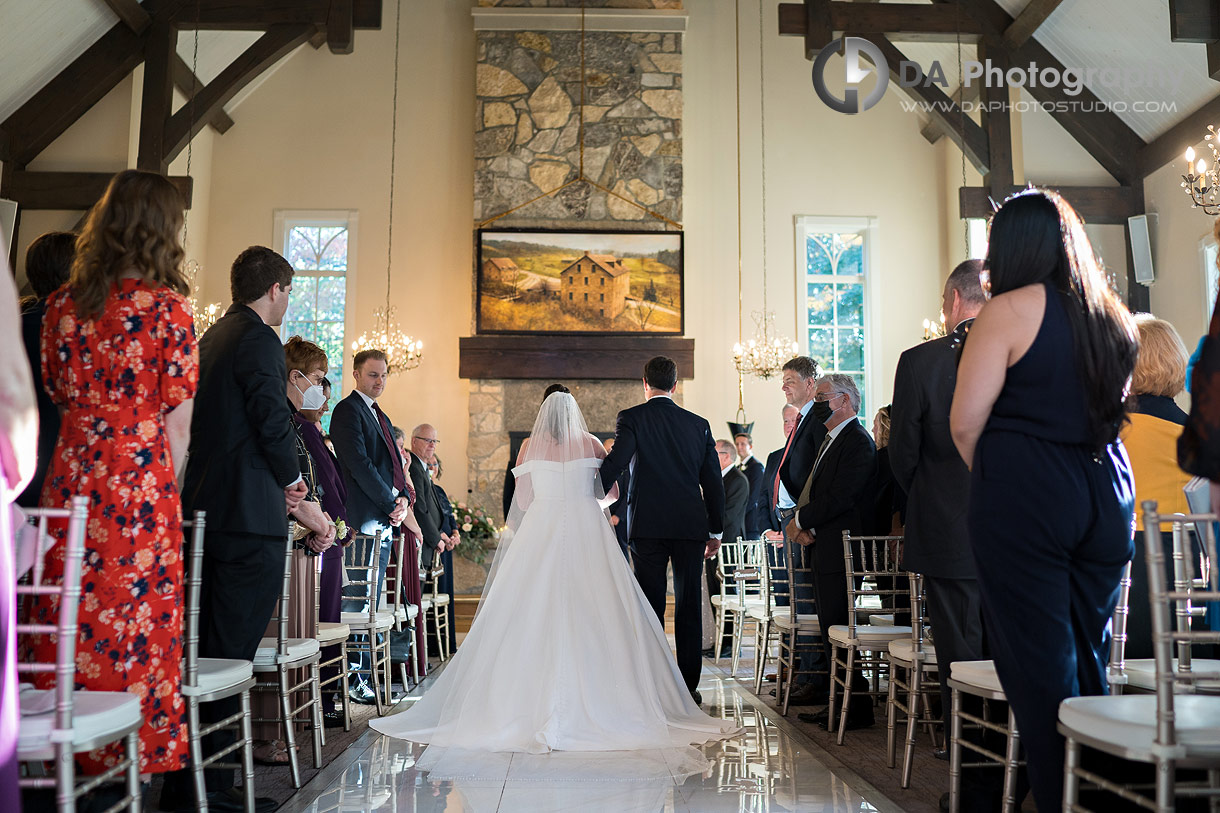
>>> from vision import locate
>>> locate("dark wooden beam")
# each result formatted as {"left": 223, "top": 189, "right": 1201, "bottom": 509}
{"left": 956, "top": 0, "right": 1146, "bottom": 185}
{"left": 459, "top": 336, "right": 695, "bottom": 380}
{"left": 1170, "top": 0, "right": 1220, "bottom": 43}
{"left": 101, "top": 0, "right": 152, "bottom": 34}
{"left": 171, "top": 55, "right": 235, "bottom": 134}
{"left": 959, "top": 185, "right": 1136, "bottom": 224}
{"left": 138, "top": 20, "right": 176, "bottom": 175}
{"left": 779, "top": 1, "right": 982, "bottom": 45}
{"left": 327, "top": 0, "right": 354, "bottom": 55}
{"left": 163, "top": 24, "right": 313, "bottom": 163}
{"left": 978, "top": 43, "right": 1013, "bottom": 197}
{"left": 5, "top": 170, "right": 193, "bottom": 210}
{"left": 1136, "top": 93, "right": 1220, "bottom": 177}
{"left": 1208, "top": 40, "right": 1220, "bottom": 81}
{"left": 181, "top": 0, "right": 381, "bottom": 31}
{"left": 1001, "top": 0, "right": 1062, "bottom": 50}
{"left": 921, "top": 82, "right": 981, "bottom": 143}
{"left": 0, "top": 20, "right": 146, "bottom": 166}
{"left": 871, "top": 37, "right": 990, "bottom": 174}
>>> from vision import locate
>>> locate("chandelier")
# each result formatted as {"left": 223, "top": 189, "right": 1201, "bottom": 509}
{"left": 922, "top": 315, "right": 946, "bottom": 342}
{"left": 734, "top": 312, "right": 799, "bottom": 380}
{"left": 1183, "top": 133, "right": 1220, "bottom": 215}
{"left": 184, "top": 260, "right": 222, "bottom": 337}
{"left": 351, "top": 0, "right": 422, "bottom": 374}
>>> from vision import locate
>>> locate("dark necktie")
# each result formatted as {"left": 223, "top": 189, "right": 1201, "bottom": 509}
{"left": 811, "top": 433, "right": 832, "bottom": 477}
{"left": 372, "top": 402, "right": 408, "bottom": 493}
{"left": 772, "top": 412, "right": 803, "bottom": 510}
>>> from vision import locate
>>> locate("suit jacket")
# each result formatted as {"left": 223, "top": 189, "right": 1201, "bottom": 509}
{"left": 758, "top": 448, "right": 784, "bottom": 533}
{"left": 608, "top": 467, "right": 631, "bottom": 557}
{"left": 889, "top": 321, "right": 975, "bottom": 579}
{"left": 600, "top": 396, "right": 725, "bottom": 541}
{"left": 722, "top": 466, "right": 749, "bottom": 544}
{"left": 794, "top": 419, "right": 877, "bottom": 573}
{"left": 778, "top": 407, "right": 829, "bottom": 507}
{"left": 740, "top": 456, "right": 766, "bottom": 537}
{"left": 329, "top": 390, "right": 403, "bottom": 533}
{"left": 407, "top": 452, "right": 443, "bottom": 568}
{"left": 182, "top": 304, "right": 300, "bottom": 538}
{"left": 17, "top": 300, "right": 59, "bottom": 507}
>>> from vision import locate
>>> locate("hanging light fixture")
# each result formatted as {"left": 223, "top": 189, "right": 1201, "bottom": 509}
{"left": 1182, "top": 134, "right": 1220, "bottom": 215}
{"left": 351, "top": 0, "right": 423, "bottom": 373}
{"left": 731, "top": 0, "right": 797, "bottom": 381}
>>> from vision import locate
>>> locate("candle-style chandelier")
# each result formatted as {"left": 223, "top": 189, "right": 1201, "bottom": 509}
{"left": 729, "top": 0, "right": 798, "bottom": 382}
{"left": 1182, "top": 131, "right": 1220, "bottom": 215}
{"left": 921, "top": 315, "right": 946, "bottom": 342}
{"left": 351, "top": 0, "right": 422, "bottom": 373}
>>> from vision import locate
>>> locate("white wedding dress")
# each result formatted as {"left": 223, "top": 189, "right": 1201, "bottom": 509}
{"left": 370, "top": 394, "right": 739, "bottom": 781}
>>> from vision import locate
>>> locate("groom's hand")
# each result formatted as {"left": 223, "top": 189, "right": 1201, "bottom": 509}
{"left": 704, "top": 538, "right": 721, "bottom": 560}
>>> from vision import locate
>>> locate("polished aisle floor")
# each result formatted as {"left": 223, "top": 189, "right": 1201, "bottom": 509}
{"left": 277, "top": 666, "right": 903, "bottom": 813}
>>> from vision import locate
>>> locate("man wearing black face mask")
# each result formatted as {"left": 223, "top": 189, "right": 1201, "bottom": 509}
{"left": 787, "top": 374, "right": 877, "bottom": 730}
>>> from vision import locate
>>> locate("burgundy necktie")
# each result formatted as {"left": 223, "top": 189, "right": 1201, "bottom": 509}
{"left": 372, "top": 402, "right": 408, "bottom": 493}
{"left": 772, "top": 412, "right": 803, "bottom": 510}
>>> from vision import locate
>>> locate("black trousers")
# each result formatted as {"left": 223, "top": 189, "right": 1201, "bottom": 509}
{"left": 632, "top": 537, "right": 704, "bottom": 692}
{"left": 161, "top": 531, "right": 285, "bottom": 804}
{"left": 924, "top": 575, "right": 986, "bottom": 720}
{"left": 813, "top": 564, "right": 872, "bottom": 720}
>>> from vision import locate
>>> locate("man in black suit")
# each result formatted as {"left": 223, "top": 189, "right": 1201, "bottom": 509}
{"left": 601, "top": 356, "right": 725, "bottom": 702}
{"left": 890, "top": 260, "right": 987, "bottom": 732}
{"left": 707, "top": 439, "right": 749, "bottom": 657}
{"left": 603, "top": 438, "right": 632, "bottom": 560}
{"left": 16, "top": 232, "right": 73, "bottom": 507}
{"left": 407, "top": 423, "right": 450, "bottom": 572}
{"left": 734, "top": 432, "right": 766, "bottom": 538}
{"left": 329, "top": 348, "right": 410, "bottom": 702}
{"left": 788, "top": 374, "right": 877, "bottom": 729}
{"left": 167, "top": 246, "right": 311, "bottom": 812}
{"left": 774, "top": 356, "right": 828, "bottom": 704}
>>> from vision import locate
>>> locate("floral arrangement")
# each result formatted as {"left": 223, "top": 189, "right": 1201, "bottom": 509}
{"left": 450, "top": 497, "right": 500, "bottom": 565}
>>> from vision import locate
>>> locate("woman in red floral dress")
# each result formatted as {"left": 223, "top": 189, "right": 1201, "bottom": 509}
{"left": 32, "top": 169, "right": 197, "bottom": 775}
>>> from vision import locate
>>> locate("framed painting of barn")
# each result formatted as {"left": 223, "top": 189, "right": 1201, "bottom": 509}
{"left": 476, "top": 228, "right": 684, "bottom": 335}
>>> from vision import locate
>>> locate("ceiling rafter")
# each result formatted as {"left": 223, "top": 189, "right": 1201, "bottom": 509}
{"left": 1001, "top": 0, "right": 1063, "bottom": 50}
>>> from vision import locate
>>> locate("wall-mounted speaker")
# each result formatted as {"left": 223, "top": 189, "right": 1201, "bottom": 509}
{"left": 1128, "top": 213, "right": 1156, "bottom": 286}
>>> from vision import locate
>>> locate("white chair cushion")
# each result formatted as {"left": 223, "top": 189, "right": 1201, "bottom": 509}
{"left": 254, "top": 637, "right": 320, "bottom": 667}
{"left": 420, "top": 597, "right": 434, "bottom": 611}
{"left": 1059, "top": 695, "right": 1220, "bottom": 758}
{"left": 828, "top": 624, "right": 912, "bottom": 647}
{"left": 341, "top": 610, "right": 395, "bottom": 630}
{"left": 950, "top": 660, "right": 1005, "bottom": 695}
{"left": 1121, "top": 659, "right": 1220, "bottom": 692}
{"left": 888, "top": 638, "right": 937, "bottom": 666}
{"left": 869, "top": 613, "right": 895, "bottom": 626}
{"left": 773, "top": 613, "right": 820, "bottom": 633}
{"left": 430, "top": 594, "right": 451, "bottom": 608}
{"left": 18, "top": 689, "right": 142, "bottom": 759}
{"left": 747, "top": 604, "right": 776, "bottom": 621}
{"left": 182, "top": 658, "right": 254, "bottom": 697}
{"left": 316, "top": 622, "right": 351, "bottom": 644}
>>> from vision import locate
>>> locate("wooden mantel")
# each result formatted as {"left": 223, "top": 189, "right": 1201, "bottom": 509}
{"left": 458, "top": 335, "right": 695, "bottom": 380}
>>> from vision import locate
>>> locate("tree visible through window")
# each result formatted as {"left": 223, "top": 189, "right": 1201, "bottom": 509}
{"left": 796, "top": 217, "right": 874, "bottom": 421}
{"left": 279, "top": 215, "right": 354, "bottom": 432}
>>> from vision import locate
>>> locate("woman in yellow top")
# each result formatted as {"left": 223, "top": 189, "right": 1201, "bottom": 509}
{"left": 1121, "top": 314, "right": 1191, "bottom": 659}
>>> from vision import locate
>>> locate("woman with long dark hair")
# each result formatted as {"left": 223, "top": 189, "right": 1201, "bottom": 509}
{"left": 950, "top": 189, "right": 1138, "bottom": 812}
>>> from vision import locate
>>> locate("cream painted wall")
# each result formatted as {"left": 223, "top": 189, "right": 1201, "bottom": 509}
{"left": 201, "top": 2, "right": 476, "bottom": 494}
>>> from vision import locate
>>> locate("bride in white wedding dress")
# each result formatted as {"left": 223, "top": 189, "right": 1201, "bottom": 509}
{"left": 370, "top": 391, "right": 739, "bottom": 779}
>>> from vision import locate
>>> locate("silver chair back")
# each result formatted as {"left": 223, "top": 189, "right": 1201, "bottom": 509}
{"left": 842, "top": 533, "right": 907, "bottom": 635}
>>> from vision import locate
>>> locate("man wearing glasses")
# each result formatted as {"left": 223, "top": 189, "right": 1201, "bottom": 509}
{"left": 407, "top": 425, "right": 450, "bottom": 572}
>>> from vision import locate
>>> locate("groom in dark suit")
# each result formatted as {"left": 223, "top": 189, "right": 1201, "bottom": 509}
{"left": 601, "top": 356, "right": 726, "bottom": 702}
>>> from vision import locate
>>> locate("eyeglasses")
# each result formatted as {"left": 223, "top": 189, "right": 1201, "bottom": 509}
{"left": 413, "top": 437, "right": 440, "bottom": 445}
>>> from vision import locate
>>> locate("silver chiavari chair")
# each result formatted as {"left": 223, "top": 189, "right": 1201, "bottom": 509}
{"left": 384, "top": 532, "right": 419, "bottom": 693}
{"left": 728, "top": 538, "right": 767, "bottom": 676}
{"left": 885, "top": 572, "right": 940, "bottom": 788}
{"left": 17, "top": 497, "right": 142, "bottom": 813}
{"left": 827, "top": 533, "right": 910, "bottom": 744}
{"left": 182, "top": 513, "right": 256, "bottom": 813}
{"left": 749, "top": 538, "right": 783, "bottom": 693}
{"left": 250, "top": 531, "right": 325, "bottom": 788}
{"left": 710, "top": 537, "right": 746, "bottom": 666}
{"left": 419, "top": 554, "right": 449, "bottom": 664}
{"left": 1060, "top": 504, "right": 1220, "bottom": 812}
{"left": 340, "top": 533, "right": 395, "bottom": 715}
{"left": 314, "top": 552, "right": 352, "bottom": 741}
{"left": 773, "top": 541, "right": 824, "bottom": 716}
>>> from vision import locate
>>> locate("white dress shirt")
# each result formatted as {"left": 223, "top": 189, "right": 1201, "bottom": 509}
{"left": 776, "top": 400, "right": 814, "bottom": 510}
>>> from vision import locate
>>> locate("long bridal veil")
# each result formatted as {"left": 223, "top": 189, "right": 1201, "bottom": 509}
{"left": 372, "top": 391, "right": 739, "bottom": 783}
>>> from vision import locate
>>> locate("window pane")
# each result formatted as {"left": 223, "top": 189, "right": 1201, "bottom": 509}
{"left": 286, "top": 277, "right": 318, "bottom": 322}
{"left": 836, "top": 235, "right": 863, "bottom": 276}
{"left": 852, "top": 373, "right": 867, "bottom": 423}
{"left": 806, "top": 235, "right": 833, "bottom": 276}
{"left": 808, "top": 328, "right": 834, "bottom": 369}
{"left": 836, "top": 283, "right": 864, "bottom": 326}
{"left": 285, "top": 321, "right": 316, "bottom": 342}
{"left": 838, "top": 327, "right": 864, "bottom": 371}
{"left": 287, "top": 227, "right": 321, "bottom": 271}
{"left": 316, "top": 228, "right": 348, "bottom": 272}
{"left": 316, "top": 276, "right": 346, "bottom": 321}
{"left": 316, "top": 322, "right": 345, "bottom": 368}
{"left": 807, "top": 283, "right": 835, "bottom": 326}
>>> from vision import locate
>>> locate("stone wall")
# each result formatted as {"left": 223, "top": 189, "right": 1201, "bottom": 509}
{"left": 474, "top": 31, "right": 682, "bottom": 225}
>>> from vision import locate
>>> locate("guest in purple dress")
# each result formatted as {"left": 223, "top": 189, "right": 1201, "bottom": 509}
{"left": 293, "top": 377, "right": 350, "bottom": 720}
